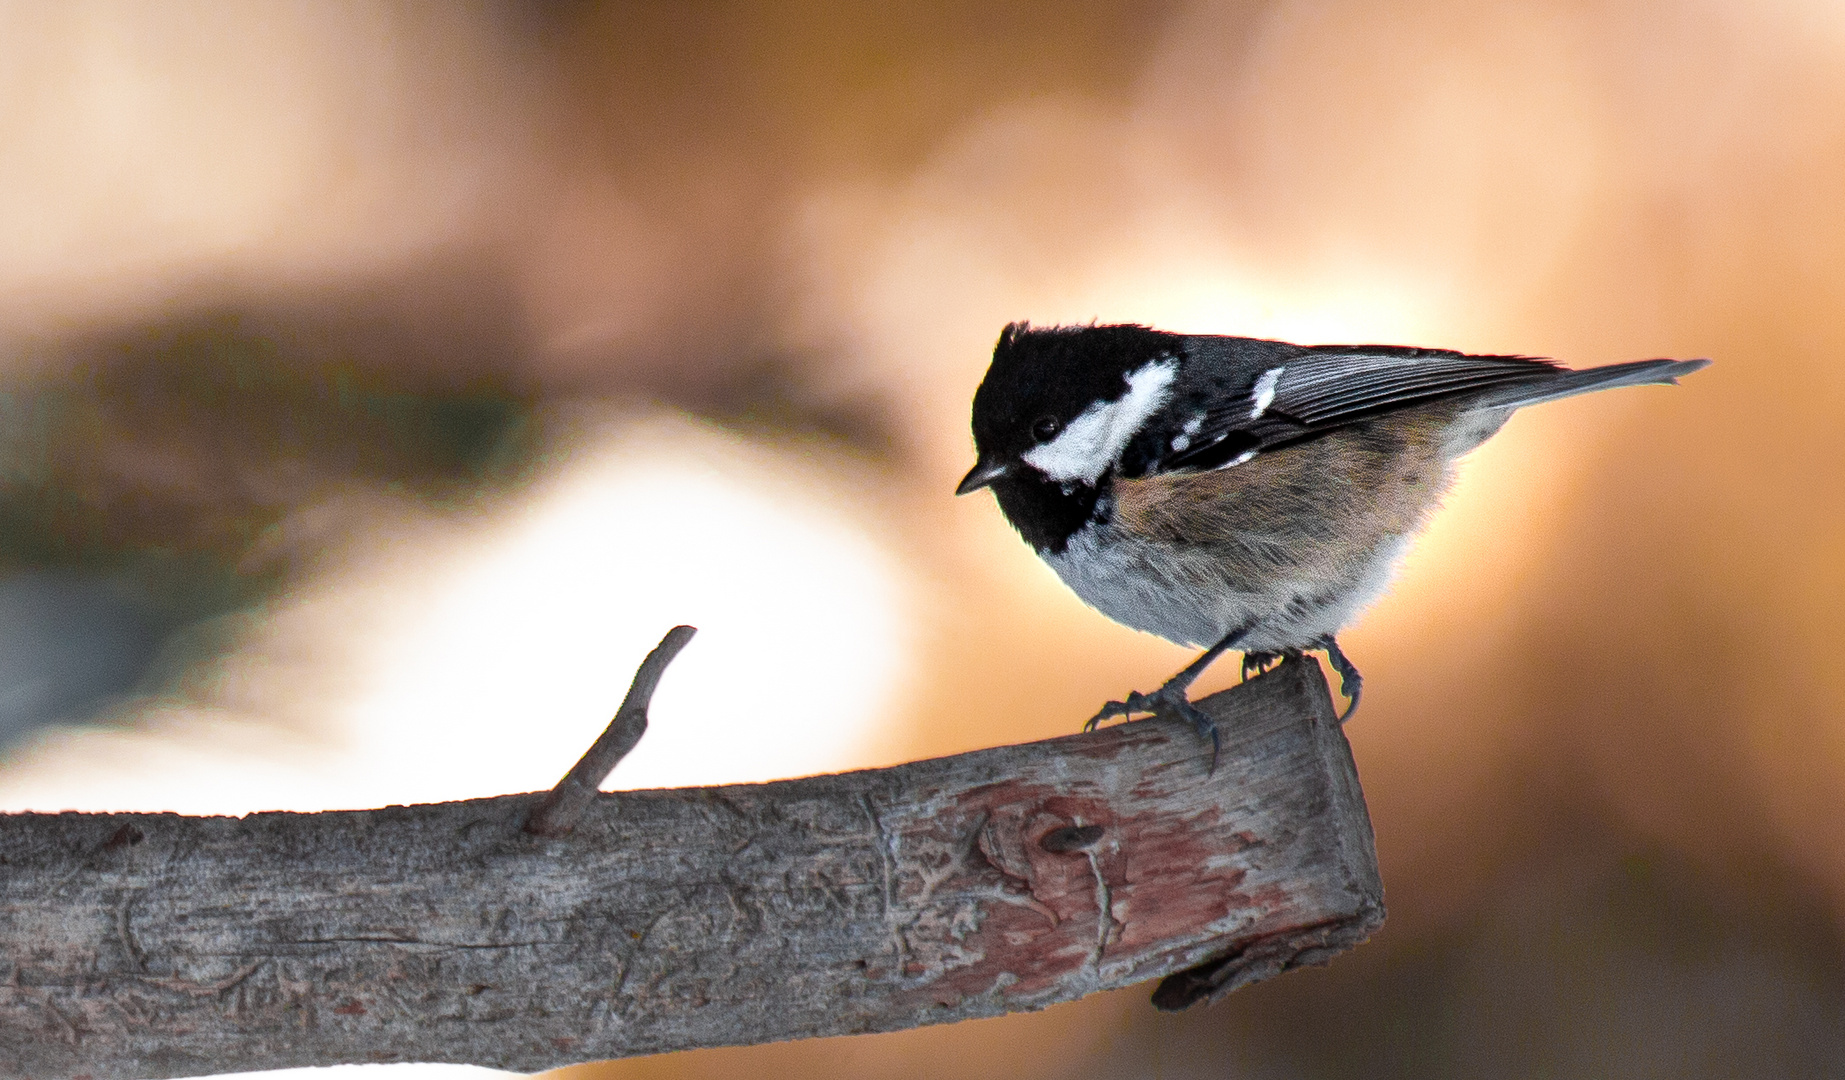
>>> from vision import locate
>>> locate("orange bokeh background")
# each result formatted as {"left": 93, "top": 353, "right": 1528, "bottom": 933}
{"left": 1, "top": 2, "right": 1841, "bottom": 1077}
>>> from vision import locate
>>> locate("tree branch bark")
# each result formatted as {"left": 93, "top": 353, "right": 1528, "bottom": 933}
{"left": 0, "top": 655, "right": 1382, "bottom": 1079}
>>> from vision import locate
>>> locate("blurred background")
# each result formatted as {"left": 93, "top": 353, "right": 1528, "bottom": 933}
{"left": 2, "top": 0, "right": 1842, "bottom": 1077}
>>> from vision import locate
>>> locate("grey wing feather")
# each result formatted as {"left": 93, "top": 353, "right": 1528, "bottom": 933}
{"left": 1162, "top": 346, "right": 1707, "bottom": 474}
{"left": 1163, "top": 347, "right": 1559, "bottom": 471}
{"left": 1272, "top": 349, "right": 1560, "bottom": 425}
{"left": 1463, "top": 357, "right": 1710, "bottom": 411}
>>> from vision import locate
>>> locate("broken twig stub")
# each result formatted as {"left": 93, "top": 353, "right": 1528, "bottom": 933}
{"left": 0, "top": 656, "right": 1381, "bottom": 1078}
{"left": 525, "top": 624, "right": 697, "bottom": 838}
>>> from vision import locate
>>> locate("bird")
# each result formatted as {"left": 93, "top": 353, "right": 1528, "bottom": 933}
{"left": 955, "top": 322, "right": 1708, "bottom": 756}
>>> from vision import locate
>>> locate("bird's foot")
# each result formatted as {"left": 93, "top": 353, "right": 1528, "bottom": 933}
{"left": 1316, "top": 635, "right": 1363, "bottom": 722}
{"left": 1085, "top": 682, "right": 1219, "bottom": 770}
{"left": 1240, "top": 650, "right": 1283, "bottom": 681}
{"left": 1084, "top": 624, "right": 1250, "bottom": 772}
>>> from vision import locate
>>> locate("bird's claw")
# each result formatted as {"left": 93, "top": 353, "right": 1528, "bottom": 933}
{"left": 1240, "top": 650, "right": 1282, "bottom": 681}
{"left": 1083, "top": 690, "right": 1156, "bottom": 731}
{"left": 1316, "top": 635, "right": 1363, "bottom": 722}
{"left": 1084, "top": 686, "right": 1220, "bottom": 772}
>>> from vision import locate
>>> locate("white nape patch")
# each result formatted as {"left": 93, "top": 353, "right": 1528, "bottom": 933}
{"left": 1249, "top": 366, "right": 1283, "bottom": 420}
{"left": 1023, "top": 358, "right": 1178, "bottom": 484}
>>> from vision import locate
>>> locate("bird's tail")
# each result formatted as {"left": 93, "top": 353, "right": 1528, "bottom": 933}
{"left": 1467, "top": 357, "right": 1711, "bottom": 412}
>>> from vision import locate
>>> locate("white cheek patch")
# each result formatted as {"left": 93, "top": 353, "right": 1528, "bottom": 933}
{"left": 1023, "top": 358, "right": 1178, "bottom": 484}
{"left": 1249, "top": 366, "right": 1283, "bottom": 420}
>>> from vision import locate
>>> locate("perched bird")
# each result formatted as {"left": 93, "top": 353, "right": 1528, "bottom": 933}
{"left": 957, "top": 322, "right": 1708, "bottom": 752}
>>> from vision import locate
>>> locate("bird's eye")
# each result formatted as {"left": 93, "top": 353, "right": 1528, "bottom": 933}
{"left": 1031, "top": 416, "right": 1061, "bottom": 442}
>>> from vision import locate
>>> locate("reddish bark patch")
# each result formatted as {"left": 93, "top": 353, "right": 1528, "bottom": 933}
{"left": 888, "top": 763, "right": 1275, "bottom": 1009}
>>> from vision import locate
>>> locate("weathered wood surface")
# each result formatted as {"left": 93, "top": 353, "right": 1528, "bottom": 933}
{"left": 0, "top": 657, "right": 1382, "bottom": 1079}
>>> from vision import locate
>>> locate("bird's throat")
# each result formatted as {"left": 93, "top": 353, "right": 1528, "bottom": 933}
{"left": 991, "top": 471, "right": 1103, "bottom": 554}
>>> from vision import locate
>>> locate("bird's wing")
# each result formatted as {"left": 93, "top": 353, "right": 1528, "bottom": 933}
{"left": 1158, "top": 346, "right": 1560, "bottom": 472}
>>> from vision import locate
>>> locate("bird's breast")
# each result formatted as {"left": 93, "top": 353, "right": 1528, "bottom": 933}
{"left": 1046, "top": 410, "right": 1460, "bottom": 648}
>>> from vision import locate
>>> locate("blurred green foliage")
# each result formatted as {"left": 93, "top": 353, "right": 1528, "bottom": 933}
{"left": 0, "top": 313, "right": 536, "bottom": 621}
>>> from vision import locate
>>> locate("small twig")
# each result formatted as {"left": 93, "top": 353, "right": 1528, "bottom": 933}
{"left": 524, "top": 625, "right": 697, "bottom": 838}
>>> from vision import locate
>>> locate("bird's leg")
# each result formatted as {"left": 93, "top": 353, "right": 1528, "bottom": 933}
{"left": 1240, "top": 650, "right": 1283, "bottom": 681}
{"left": 1316, "top": 635, "right": 1362, "bottom": 722}
{"left": 1086, "top": 625, "right": 1251, "bottom": 768}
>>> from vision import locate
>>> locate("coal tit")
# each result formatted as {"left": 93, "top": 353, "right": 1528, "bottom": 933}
{"left": 957, "top": 322, "right": 1708, "bottom": 751}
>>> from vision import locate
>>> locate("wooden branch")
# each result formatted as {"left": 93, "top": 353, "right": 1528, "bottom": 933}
{"left": 0, "top": 656, "right": 1382, "bottom": 1079}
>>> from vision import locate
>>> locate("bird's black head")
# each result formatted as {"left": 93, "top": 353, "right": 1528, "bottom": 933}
{"left": 958, "top": 322, "right": 1185, "bottom": 551}
{"left": 959, "top": 322, "right": 1183, "bottom": 491}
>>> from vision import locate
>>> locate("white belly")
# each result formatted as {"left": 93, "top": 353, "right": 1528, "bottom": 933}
{"left": 1042, "top": 522, "right": 1414, "bottom": 652}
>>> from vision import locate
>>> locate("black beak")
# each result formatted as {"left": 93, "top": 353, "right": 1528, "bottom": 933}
{"left": 956, "top": 457, "right": 1009, "bottom": 495}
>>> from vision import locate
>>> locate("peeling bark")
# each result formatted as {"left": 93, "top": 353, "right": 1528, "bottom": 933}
{"left": 0, "top": 656, "right": 1382, "bottom": 1079}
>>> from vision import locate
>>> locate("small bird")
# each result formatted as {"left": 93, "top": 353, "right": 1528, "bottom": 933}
{"left": 956, "top": 322, "right": 1707, "bottom": 752}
